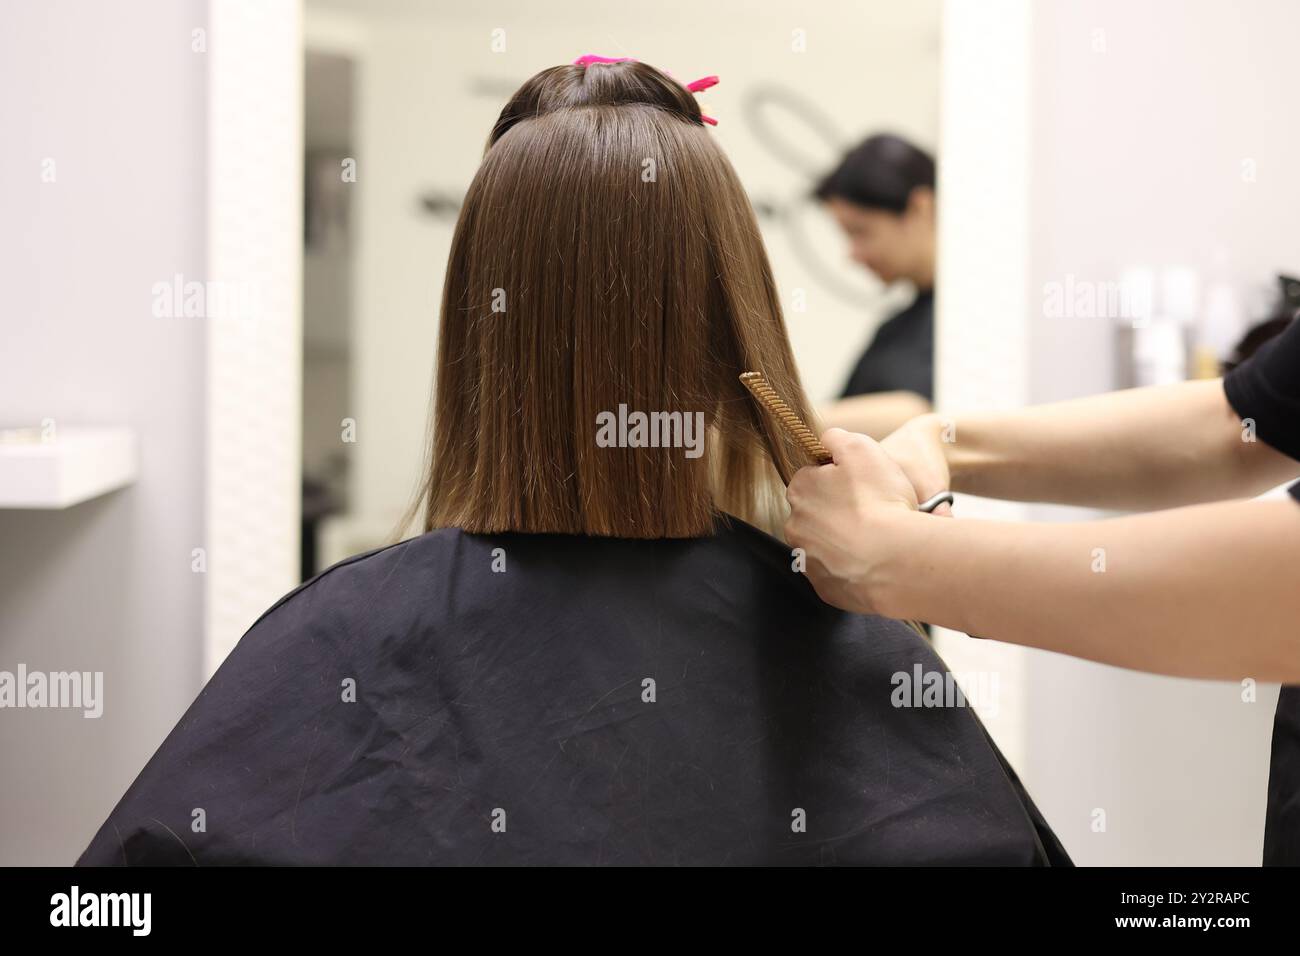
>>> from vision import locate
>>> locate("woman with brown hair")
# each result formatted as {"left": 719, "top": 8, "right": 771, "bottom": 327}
{"left": 77, "top": 58, "right": 1067, "bottom": 866}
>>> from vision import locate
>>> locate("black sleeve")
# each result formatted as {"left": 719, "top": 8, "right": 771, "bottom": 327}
{"left": 1222, "top": 317, "right": 1300, "bottom": 503}
{"left": 838, "top": 297, "right": 934, "bottom": 401}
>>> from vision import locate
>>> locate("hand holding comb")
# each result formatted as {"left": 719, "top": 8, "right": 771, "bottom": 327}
{"left": 740, "top": 371, "right": 953, "bottom": 512}
{"left": 739, "top": 370, "right": 949, "bottom": 640}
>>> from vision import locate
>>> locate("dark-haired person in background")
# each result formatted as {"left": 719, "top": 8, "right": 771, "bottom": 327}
{"left": 814, "top": 134, "right": 937, "bottom": 438}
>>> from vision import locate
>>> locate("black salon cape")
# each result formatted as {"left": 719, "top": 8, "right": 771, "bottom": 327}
{"left": 77, "top": 517, "right": 1068, "bottom": 866}
{"left": 1223, "top": 315, "right": 1300, "bottom": 866}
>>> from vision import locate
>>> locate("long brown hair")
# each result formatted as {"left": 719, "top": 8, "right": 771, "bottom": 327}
{"left": 411, "top": 60, "right": 817, "bottom": 539}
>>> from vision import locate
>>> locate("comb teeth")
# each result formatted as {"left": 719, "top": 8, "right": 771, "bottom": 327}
{"left": 739, "top": 372, "right": 833, "bottom": 466}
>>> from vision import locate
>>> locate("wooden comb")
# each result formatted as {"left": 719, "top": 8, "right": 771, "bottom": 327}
{"left": 741, "top": 370, "right": 931, "bottom": 641}
{"left": 739, "top": 371, "right": 832, "bottom": 466}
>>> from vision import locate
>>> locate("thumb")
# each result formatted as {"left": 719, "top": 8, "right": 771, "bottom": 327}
{"left": 819, "top": 427, "right": 880, "bottom": 470}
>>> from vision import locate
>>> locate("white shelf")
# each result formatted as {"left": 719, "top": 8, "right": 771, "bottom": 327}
{"left": 0, "top": 427, "right": 138, "bottom": 509}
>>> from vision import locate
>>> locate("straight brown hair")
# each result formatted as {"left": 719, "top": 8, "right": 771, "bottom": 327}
{"left": 410, "top": 60, "right": 818, "bottom": 539}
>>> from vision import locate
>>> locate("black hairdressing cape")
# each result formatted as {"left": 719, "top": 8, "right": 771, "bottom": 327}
{"left": 77, "top": 517, "right": 1069, "bottom": 866}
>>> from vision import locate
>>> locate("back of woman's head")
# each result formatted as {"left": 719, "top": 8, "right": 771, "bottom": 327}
{"left": 416, "top": 59, "right": 815, "bottom": 538}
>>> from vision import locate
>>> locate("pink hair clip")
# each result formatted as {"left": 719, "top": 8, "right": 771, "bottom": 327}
{"left": 571, "top": 54, "right": 719, "bottom": 125}
{"left": 572, "top": 54, "right": 634, "bottom": 67}
{"left": 686, "top": 75, "right": 719, "bottom": 125}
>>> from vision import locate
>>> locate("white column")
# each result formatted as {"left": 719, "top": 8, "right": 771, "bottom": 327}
{"left": 205, "top": 0, "right": 304, "bottom": 674}
{"left": 934, "top": 0, "right": 1034, "bottom": 768}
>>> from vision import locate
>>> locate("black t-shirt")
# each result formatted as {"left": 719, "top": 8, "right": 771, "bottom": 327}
{"left": 76, "top": 517, "right": 1068, "bottom": 865}
{"left": 1222, "top": 316, "right": 1300, "bottom": 865}
{"left": 841, "top": 288, "right": 934, "bottom": 401}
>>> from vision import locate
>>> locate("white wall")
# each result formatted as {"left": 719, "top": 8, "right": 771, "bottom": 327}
{"left": 0, "top": 0, "right": 209, "bottom": 864}
{"left": 941, "top": 0, "right": 1296, "bottom": 865}
{"left": 306, "top": 0, "right": 941, "bottom": 524}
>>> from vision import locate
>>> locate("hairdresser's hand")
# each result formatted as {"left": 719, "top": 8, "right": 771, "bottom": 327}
{"left": 880, "top": 412, "right": 953, "bottom": 516}
{"left": 785, "top": 428, "right": 918, "bottom": 616}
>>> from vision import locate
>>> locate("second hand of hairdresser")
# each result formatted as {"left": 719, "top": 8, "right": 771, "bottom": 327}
{"left": 784, "top": 355, "right": 1300, "bottom": 682}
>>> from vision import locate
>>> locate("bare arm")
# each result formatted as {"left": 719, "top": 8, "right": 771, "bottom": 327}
{"left": 881, "top": 497, "right": 1300, "bottom": 681}
{"left": 817, "top": 391, "right": 931, "bottom": 441}
{"left": 888, "top": 379, "right": 1300, "bottom": 512}
{"left": 785, "top": 429, "right": 1300, "bottom": 682}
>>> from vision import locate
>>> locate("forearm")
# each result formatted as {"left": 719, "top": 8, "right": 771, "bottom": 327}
{"left": 924, "top": 379, "right": 1299, "bottom": 510}
{"left": 818, "top": 391, "right": 931, "bottom": 441}
{"left": 876, "top": 497, "right": 1300, "bottom": 681}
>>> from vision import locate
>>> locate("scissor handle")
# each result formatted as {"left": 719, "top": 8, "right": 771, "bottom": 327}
{"left": 918, "top": 491, "right": 954, "bottom": 514}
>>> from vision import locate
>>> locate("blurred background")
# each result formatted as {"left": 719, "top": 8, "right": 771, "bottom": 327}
{"left": 1, "top": 0, "right": 1297, "bottom": 865}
